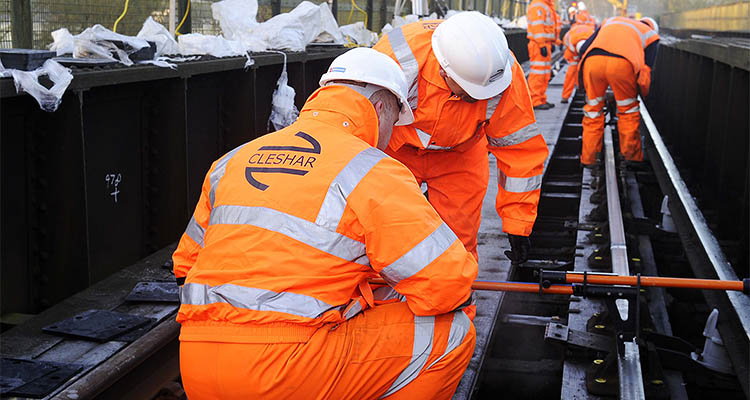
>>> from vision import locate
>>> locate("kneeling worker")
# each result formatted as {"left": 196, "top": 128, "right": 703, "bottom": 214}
{"left": 173, "top": 47, "right": 478, "bottom": 399}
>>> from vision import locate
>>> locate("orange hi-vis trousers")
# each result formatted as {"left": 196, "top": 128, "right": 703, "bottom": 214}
{"left": 386, "top": 136, "right": 490, "bottom": 260}
{"left": 561, "top": 62, "right": 578, "bottom": 100}
{"left": 527, "top": 41, "right": 552, "bottom": 106}
{"left": 180, "top": 300, "right": 476, "bottom": 400}
{"left": 581, "top": 55, "right": 643, "bottom": 165}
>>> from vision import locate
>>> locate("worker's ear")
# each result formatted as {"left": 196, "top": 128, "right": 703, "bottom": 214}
{"left": 373, "top": 100, "right": 385, "bottom": 117}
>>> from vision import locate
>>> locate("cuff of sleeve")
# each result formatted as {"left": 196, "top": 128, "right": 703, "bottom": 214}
{"left": 501, "top": 216, "right": 534, "bottom": 237}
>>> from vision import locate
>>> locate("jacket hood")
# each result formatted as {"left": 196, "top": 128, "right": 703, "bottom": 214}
{"left": 299, "top": 85, "right": 380, "bottom": 148}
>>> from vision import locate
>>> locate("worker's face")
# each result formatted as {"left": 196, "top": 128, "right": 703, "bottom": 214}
{"left": 439, "top": 68, "right": 478, "bottom": 103}
{"left": 374, "top": 93, "right": 402, "bottom": 151}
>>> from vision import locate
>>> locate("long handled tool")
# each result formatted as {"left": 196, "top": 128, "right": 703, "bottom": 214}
{"left": 370, "top": 271, "right": 749, "bottom": 295}
{"left": 540, "top": 270, "right": 748, "bottom": 293}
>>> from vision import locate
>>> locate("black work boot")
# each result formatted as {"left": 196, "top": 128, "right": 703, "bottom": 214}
{"left": 534, "top": 102, "right": 555, "bottom": 110}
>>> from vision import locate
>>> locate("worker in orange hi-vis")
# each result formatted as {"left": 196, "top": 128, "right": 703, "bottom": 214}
{"left": 578, "top": 17, "right": 660, "bottom": 166}
{"left": 567, "top": 5, "right": 577, "bottom": 24}
{"left": 574, "top": 1, "right": 596, "bottom": 27}
{"left": 553, "top": 8, "right": 562, "bottom": 49}
{"left": 526, "top": 0, "right": 557, "bottom": 110}
{"left": 174, "top": 48, "right": 478, "bottom": 400}
{"left": 560, "top": 23, "right": 595, "bottom": 103}
{"left": 373, "top": 12, "right": 549, "bottom": 265}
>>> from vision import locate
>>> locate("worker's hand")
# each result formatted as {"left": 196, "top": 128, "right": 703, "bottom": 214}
{"left": 504, "top": 234, "right": 530, "bottom": 264}
{"left": 540, "top": 46, "right": 548, "bottom": 57}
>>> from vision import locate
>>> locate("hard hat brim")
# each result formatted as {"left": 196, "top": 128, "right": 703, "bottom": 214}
{"left": 449, "top": 56, "right": 513, "bottom": 100}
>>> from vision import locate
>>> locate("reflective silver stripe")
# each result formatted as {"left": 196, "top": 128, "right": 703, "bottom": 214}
{"left": 528, "top": 20, "right": 554, "bottom": 26}
{"left": 530, "top": 33, "right": 556, "bottom": 39}
{"left": 380, "top": 315, "right": 436, "bottom": 398}
{"left": 586, "top": 96, "right": 604, "bottom": 106}
{"left": 380, "top": 223, "right": 458, "bottom": 286}
{"left": 569, "top": 61, "right": 579, "bottom": 66}
{"left": 343, "top": 300, "right": 363, "bottom": 320}
{"left": 498, "top": 171, "right": 543, "bottom": 193}
{"left": 426, "top": 310, "right": 472, "bottom": 370}
{"left": 486, "top": 94, "right": 502, "bottom": 120}
{"left": 373, "top": 286, "right": 405, "bottom": 302}
{"left": 642, "top": 29, "right": 658, "bottom": 43}
{"left": 184, "top": 215, "right": 205, "bottom": 248}
{"left": 622, "top": 105, "right": 640, "bottom": 114}
{"left": 415, "top": 128, "right": 432, "bottom": 148}
{"left": 388, "top": 28, "right": 419, "bottom": 109}
{"left": 425, "top": 143, "right": 454, "bottom": 150}
{"left": 210, "top": 205, "right": 369, "bottom": 265}
{"left": 603, "top": 19, "right": 654, "bottom": 47}
{"left": 209, "top": 144, "right": 248, "bottom": 208}
{"left": 529, "top": 69, "right": 550, "bottom": 75}
{"left": 180, "top": 282, "right": 338, "bottom": 319}
{"left": 616, "top": 97, "right": 637, "bottom": 107}
{"left": 529, "top": 1, "right": 551, "bottom": 13}
{"left": 316, "top": 147, "right": 387, "bottom": 231}
{"left": 530, "top": 61, "right": 551, "bottom": 66}
{"left": 584, "top": 110, "right": 603, "bottom": 118}
{"left": 487, "top": 123, "right": 540, "bottom": 147}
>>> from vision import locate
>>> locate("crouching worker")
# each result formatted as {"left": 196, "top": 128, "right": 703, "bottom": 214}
{"left": 172, "top": 47, "right": 478, "bottom": 400}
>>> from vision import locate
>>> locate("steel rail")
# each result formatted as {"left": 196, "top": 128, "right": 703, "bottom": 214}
{"left": 639, "top": 97, "right": 750, "bottom": 338}
{"left": 54, "top": 318, "right": 180, "bottom": 400}
{"left": 604, "top": 125, "right": 645, "bottom": 400}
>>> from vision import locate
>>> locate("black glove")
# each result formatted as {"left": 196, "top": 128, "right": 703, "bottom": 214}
{"left": 505, "top": 234, "right": 530, "bottom": 264}
{"left": 540, "top": 46, "right": 548, "bottom": 57}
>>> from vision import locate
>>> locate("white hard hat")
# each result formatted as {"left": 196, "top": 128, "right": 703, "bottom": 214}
{"left": 576, "top": 40, "right": 585, "bottom": 54}
{"left": 640, "top": 17, "right": 658, "bottom": 33}
{"left": 577, "top": 1, "right": 586, "bottom": 10}
{"left": 431, "top": 11, "right": 513, "bottom": 100}
{"left": 568, "top": 6, "right": 576, "bottom": 14}
{"left": 319, "top": 47, "right": 415, "bottom": 126}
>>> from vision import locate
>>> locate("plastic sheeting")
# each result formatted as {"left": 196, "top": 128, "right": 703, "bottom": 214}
{"left": 6, "top": 59, "right": 73, "bottom": 112}
{"left": 212, "top": 0, "right": 267, "bottom": 52}
{"left": 137, "top": 17, "right": 180, "bottom": 56}
{"left": 340, "top": 22, "right": 378, "bottom": 46}
{"left": 178, "top": 34, "right": 248, "bottom": 57}
{"left": 49, "top": 24, "right": 151, "bottom": 66}
{"left": 267, "top": 52, "right": 299, "bottom": 131}
{"left": 212, "top": 0, "right": 343, "bottom": 52}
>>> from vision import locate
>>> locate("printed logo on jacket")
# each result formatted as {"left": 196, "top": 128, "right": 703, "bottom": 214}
{"left": 246, "top": 131, "right": 321, "bottom": 190}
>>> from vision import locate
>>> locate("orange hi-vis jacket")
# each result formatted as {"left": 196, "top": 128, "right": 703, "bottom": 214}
{"left": 173, "top": 85, "right": 478, "bottom": 343}
{"left": 373, "top": 21, "right": 549, "bottom": 236}
{"left": 527, "top": 0, "right": 557, "bottom": 44}
{"left": 575, "top": 10, "right": 595, "bottom": 27}
{"left": 553, "top": 9, "right": 562, "bottom": 45}
{"left": 563, "top": 24, "right": 595, "bottom": 64}
{"left": 582, "top": 16, "right": 660, "bottom": 95}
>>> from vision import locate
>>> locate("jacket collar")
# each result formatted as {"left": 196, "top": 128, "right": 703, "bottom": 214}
{"left": 298, "top": 85, "right": 380, "bottom": 148}
{"left": 421, "top": 51, "right": 451, "bottom": 91}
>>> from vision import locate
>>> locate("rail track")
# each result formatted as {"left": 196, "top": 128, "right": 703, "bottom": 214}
{"left": 1, "top": 58, "right": 747, "bottom": 400}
